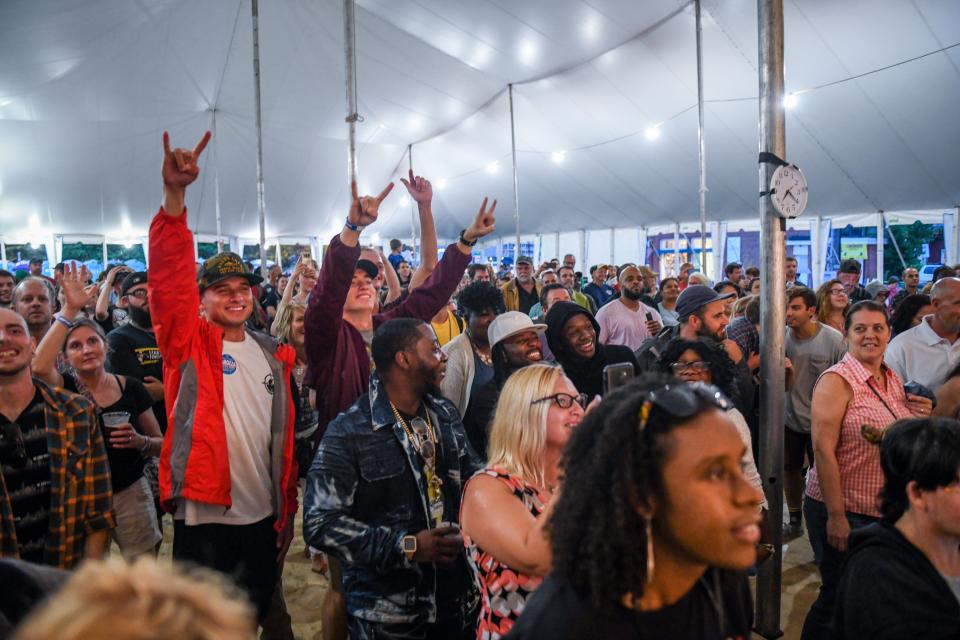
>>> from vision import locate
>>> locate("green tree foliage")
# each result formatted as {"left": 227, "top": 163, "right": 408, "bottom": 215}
{"left": 883, "top": 221, "right": 938, "bottom": 281}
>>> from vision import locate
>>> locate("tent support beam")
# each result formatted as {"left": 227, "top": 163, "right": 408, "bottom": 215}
{"left": 695, "top": 0, "right": 708, "bottom": 273}
{"left": 212, "top": 110, "right": 223, "bottom": 253}
{"left": 508, "top": 84, "right": 521, "bottom": 261}
{"left": 755, "top": 0, "right": 787, "bottom": 636}
{"left": 955, "top": 206, "right": 960, "bottom": 266}
{"left": 343, "top": 0, "right": 359, "bottom": 186}
{"left": 673, "top": 224, "right": 680, "bottom": 274}
{"left": 251, "top": 0, "right": 268, "bottom": 279}
{"left": 408, "top": 144, "right": 418, "bottom": 262}
{"left": 876, "top": 211, "right": 885, "bottom": 281}
{"left": 883, "top": 211, "right": 907, "bottom": 271}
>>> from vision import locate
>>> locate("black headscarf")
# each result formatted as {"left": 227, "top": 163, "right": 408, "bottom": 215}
{"left": 545, "top": 301, "right": 637, "bottom": 399}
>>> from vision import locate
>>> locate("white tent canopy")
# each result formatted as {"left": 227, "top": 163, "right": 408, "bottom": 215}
{"left": 1, "top": 0, "right": 958, "bottom": 246}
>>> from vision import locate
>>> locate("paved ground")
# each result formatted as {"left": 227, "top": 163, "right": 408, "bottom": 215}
{"left": 157, "top": 510, "right": 820, "bottom": 640}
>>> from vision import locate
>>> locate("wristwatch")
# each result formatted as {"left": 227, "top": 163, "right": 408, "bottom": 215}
{"left": 402, "top": 534, "right": 417, "bottom": 562}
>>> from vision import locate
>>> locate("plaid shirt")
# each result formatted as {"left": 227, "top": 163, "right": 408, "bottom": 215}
{"left": 0, "top": 380, "right": 115, "bottom": 568}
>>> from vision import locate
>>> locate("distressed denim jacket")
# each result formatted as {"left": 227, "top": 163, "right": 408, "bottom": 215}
{"left": 303, "top": 372, "right": 482, "bottom": 625}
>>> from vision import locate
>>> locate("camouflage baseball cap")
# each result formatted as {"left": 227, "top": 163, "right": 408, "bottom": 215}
{"left": 198, "top": 252, "right": 263, "bottom": 292}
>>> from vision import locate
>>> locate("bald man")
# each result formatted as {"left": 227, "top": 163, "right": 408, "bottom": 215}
{"left": 885, "top": 277, "right": 960, "bottom": 390}
{"left": 595, "top": 266, "right": 663, "bottom": 351}
{"left": 13, "top": 278, "right": 54, "bottom": 343}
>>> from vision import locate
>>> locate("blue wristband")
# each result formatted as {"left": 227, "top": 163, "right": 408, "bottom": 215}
{"left": 344, "top": 218, "right": 364, "bottom": 232}
{"left": 54, "top": 315, "right": 74, "bottom": 330}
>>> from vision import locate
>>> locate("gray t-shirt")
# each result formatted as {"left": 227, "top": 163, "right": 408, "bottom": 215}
{"left": 785, "top": 323, "right": 846, "bottom": 433}
{"left": 942, "top": 573, "right": 960, "bottom": 606}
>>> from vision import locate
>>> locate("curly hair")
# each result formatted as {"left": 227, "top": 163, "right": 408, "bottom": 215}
{"left": 889, "top": 293, "right": 930, "bottom": 336}
{"left": 656, "top": 338, "right": 740, "bottom": 405}
{"left": 456, "top": 281, "right": 505, "bottom": 317}
{"left": 816, "top": 278, "right": 849, "bottom": 325}
{"left": 547, "top": 372, "right": 720, "bottom": 610}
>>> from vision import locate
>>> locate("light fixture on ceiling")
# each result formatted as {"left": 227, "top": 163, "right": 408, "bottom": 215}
{"left": 551, "top": 151, "right": 566, "bottom": 164}
{"left": 644, "top": 126, "right": 661, "bottom": 141}
{"left": 399, "top": 195, "right": 410, "bottom": 207}
{"left": 784, "top": 93, "right": 799, "bottom": 109}
{"left": 485, "top": 161, "right": 500, "bottom": 174}
{"left": 436, "top": 179, "right": 448, "bottom": 190}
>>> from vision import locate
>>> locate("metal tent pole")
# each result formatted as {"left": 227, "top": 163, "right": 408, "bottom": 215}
{"left": 876, "top": 211, "right": 885, "bottom": 282}
{"left": 343, "top": 0, "right": 359, "bottom": 186}
{"left": 673, "top": 223, "right": 680, "bottom": 275}
{"left": 408, "top": 144, "right": 418, "bottom": 262}
{"left": 508, "top": 84, "right": 521, "bottom": 260}
{"left": 212, "top": 110, "right": 223, "bottom": 253}
{"left": 955, "top": 206, "right": 960, "bottom": 266}
{"left": 755, "top": 0, "right": 787, "bottom": 636}
{"left": 251, "top": 0, "right": 268, "bottom": 279}
{"left": 695, "top": 0, "right": 708, "bottom": 274}
{"left": 883, "top": 211, "right": 907, "bottom": 271}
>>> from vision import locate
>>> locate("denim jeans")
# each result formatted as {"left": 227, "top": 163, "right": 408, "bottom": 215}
{"left": 801, "top": 497, "right": 878, "bottom": 640}
{"left": 346, "top": 595, "right": 479, "bottom": 640}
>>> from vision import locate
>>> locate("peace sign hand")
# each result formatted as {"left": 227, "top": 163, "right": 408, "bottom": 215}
{"left": 462, "top": 197, "right": 497, "bottom": 243}
{"left": 162, "top": 131, "right": 211, "bottom": 191}
{"left": 347, "top": 180, "right": 394, "bottom": 228}
{"left": 400, "top": 169, "right": 432, "bottom": 206}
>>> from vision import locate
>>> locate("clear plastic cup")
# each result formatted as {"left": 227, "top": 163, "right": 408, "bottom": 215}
{"left": 101, "top": 411, "right": 130, "bottom": 447}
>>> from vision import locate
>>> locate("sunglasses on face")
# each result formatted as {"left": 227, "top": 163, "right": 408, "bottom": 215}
{"left": 409, "top": 417, "right": 436, "bottom": 463}
{"left": 637, "top": 382, "right": 731, "bottom": 431}
{"left": 2, "top": 423, "right": 28, "bottom": 468}
{"left": 670, "top": 360, "right": 709, "bottom": 374}
{"left": 532, "top": 392, "right": 588, "bottom": 410}
{"left": 126, "top": 289, "right": 149, "bottom": 300}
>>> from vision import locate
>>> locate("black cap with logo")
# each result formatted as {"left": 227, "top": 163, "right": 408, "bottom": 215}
{"left": 120, "top": 272, "right": 148, "bottom": 297}
{"left": 198, "top": 252, "right": 263, "bottom": 292}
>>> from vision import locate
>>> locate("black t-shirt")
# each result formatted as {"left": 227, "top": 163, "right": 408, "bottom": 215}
{"left": 260, "top": 285, "right": 280, "bottom": 312}
{"left": 505, "top": 569, "right": 754, "bottom": 640}
{"left": 105, "top": 323, "right": 166, "bottom": 433}
{"left": 64, "top": 374, "right": 153, "bottom": 492}
{"left": 0, "top": 389, "right": 51, "bottom": 564}
{"left": 516, "top": 280, "right": 539, "bottom": 315}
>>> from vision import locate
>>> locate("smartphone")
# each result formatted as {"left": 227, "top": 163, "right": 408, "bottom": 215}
{"left": 904, "top": 381, "right": 937, "bottom": 408}
{"left": 644, "top": 310, "right": 653, "bottom": 322}
{"left": 603, "top": 363, "right": 635, "bottom": 395}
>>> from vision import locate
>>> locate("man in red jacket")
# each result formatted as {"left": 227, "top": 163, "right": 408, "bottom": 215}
{"left": 148, "top": 131, "right": 298, "bottom": 624}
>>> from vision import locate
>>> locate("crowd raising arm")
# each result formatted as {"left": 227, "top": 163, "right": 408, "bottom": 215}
{"left": 400, "top": 169, "right": 438, "bottom": 290}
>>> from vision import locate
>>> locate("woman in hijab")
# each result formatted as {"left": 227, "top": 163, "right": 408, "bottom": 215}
{"left": 544, "top": 300, "right": 637, "bottom": 400}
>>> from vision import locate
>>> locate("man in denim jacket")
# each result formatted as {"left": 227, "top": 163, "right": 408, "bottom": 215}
{"left": 304, "top": 318, "right": 482, "bottom": 640}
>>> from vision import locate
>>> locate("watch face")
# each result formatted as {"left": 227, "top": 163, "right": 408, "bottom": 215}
{"left": 770, "top": 164, "right": 808, "bottom": 218}
{"left": 403, "top": 536, "right": 417, "bottom": 551}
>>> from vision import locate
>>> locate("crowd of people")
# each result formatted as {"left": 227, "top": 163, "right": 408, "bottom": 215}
{"left": 0, "top": 130, "right": 958, "bottom": 640}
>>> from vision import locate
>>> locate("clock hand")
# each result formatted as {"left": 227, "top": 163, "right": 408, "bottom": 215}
{"left": 783, "top": 189, "right": 797, "bottom": 203}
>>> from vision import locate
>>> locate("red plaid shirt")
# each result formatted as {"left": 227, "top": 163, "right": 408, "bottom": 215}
{"left": 0, "top": 381, "right": 115, "bottom": 568}
{"left": 806, "top": 353, "right": 912, "bottom": 517}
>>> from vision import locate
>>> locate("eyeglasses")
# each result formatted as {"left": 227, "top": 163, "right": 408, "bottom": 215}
{"left": 532, "top": 392, "right": 588, "bottom": 410}
{"left": 2, "top": 422, "right": 28, "bottom": 468}
{"left": 126, "top": 289, "right": 149, "bottom": 300}
{"left": 829, "top": 288, "right": 847, "bottom": 296}
{"left": 637, "top": 382, "right": 731, "bottom": 432}
{"left": 670, "top": 360, "right": 709, "bottom": 374}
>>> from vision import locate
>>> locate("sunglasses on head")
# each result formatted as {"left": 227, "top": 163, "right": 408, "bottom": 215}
{"left": 2, "top": 423, "right": 27, "bottom": 468}
{"left": 532, "top": 392, "right": 589, "bottom": 410}
{"left": 637, "top": 382, "right": 731, "bottom": 431}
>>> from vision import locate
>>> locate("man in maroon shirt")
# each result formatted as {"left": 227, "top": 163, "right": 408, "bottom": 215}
{"left": 304, "top": 179, "right": 496, "bottom": 639}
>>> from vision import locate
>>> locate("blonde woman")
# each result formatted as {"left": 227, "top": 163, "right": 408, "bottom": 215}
{"left": 460, "top": 363, "right": 586, "bottom": 640}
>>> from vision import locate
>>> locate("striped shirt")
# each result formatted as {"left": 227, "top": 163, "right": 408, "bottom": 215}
{"left": 806, "top": 353, "right": 912, "bottom": 517}
{"left": 0, "top": 381, "right": 115, "bottom": 568}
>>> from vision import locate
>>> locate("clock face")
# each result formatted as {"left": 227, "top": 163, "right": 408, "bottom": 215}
{"left": 770, "top": 164, "right": 808, "bottom": 218}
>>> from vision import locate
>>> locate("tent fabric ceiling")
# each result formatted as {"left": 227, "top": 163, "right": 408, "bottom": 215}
{"left": 0, "top": 0, "right": 958, "bottom": 243}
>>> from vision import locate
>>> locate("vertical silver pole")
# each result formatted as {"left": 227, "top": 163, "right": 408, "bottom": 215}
{"left": 0, "top": 241, "right": 6, "bottom": 270}
{"left": 343, "top": 0, "right": 359, "bottom": 186}
{"left": 755, "top": 0, "right": 786, "bottom": 636}
{"left": 408, "top": 144, "right": 418, "bottom": 262}
{"left": 955, "top": 206, "right": 960, "bottom": 265}
{"left": 102, "top": 237, "right": 108, "bottom": 269}
{"left": 673, "top": 223, "right": 680, "bottom": 275}
{"left": 609, "top": 228, "right": 615, "bottom": 264}
{"left": 695, "top": 0, "right": 708, "bottom": 273}
{"left": 876, "top": 211, "right": 885, "bottom": 282}
{"left": 212, "top": 110, "right": 223, "bottom": 253}
{"left": 251, "top": 0, "right": 268, "bottom": 279}
{"left": 508, "top": 84, "right": 521, "bottom": 260}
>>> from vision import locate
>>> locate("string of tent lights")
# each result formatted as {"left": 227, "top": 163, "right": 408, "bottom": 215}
{"left": 413, "top": 39, "right": 960, "bottom": 189}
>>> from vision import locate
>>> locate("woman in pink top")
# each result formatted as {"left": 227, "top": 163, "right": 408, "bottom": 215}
{"left": 801, "top": 300, "right": 933, "bottom": 640}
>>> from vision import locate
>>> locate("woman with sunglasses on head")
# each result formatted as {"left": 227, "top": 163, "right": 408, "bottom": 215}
{"left": 816, "top": 278, "right": 850, "bottom": 334}
{"left": 800, "top": 300, "right": 933, "bottom": 640}
{"left": 33, "top": 263, "right": 164, "bottom": 560}
{"left": 829, "top": 417, "right": 960, "bottom": 640}
{"left": 504, "top": 373, "right": 763, "bottom": 640}
{"left": 657, "top": 338, "right": 766, "bottom": 510}
{"left": 460, "top": 364, "right": 586, "bottom": 639}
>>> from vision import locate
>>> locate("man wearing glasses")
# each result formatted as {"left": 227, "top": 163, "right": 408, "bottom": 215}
{"left": 0, "top": 307, "right": 114, "bottom": 567}
{"left": 305, "top": 317, "right": 483, "bottom": 640}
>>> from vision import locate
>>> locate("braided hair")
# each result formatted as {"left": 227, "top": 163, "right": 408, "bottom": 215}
{"left": 547, "top": 372, "right": 721, "bottom": 610}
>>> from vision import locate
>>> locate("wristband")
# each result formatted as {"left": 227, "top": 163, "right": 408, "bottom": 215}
{"left": 458, "top": 229, "right": 477, "bottom": 247}
{"left": 53, "top": 314, "right": 75, "bottom": 330}
{"left": 139, "top": 435, "right": 151, "bottom": 454}
{"left": 344, "top": 217, "right": 364, "bottom": 232}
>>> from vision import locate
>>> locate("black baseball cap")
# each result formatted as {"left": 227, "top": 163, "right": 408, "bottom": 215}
{"left": 516, "top": 256, "right": 533, "bottom": 266}
{"left": 198, "top": 252, "right": 263, "bottom": 291}
{"left": 675, "top": 284, "right": 735, "bottom": 319}
{"left": 355, "top": 259, "right": 379, "bottom": 279}
{"left": 120, "top": 271, "right": 148, "bottom": 297}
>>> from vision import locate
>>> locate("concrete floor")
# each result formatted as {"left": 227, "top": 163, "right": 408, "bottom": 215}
{"left": 157, "top": 512, "right": 821, "bottom": 640}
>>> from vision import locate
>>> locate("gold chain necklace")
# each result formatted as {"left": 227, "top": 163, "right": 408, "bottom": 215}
{"left": 389, "top": 403, "right": 437, "bottom": 457}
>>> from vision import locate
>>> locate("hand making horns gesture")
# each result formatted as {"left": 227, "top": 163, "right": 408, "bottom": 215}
{"left": 347, "top": 180, "right": 394, "bottom": 228}
{"left": 162, "top": 130, "right": 211, "bottom": 191}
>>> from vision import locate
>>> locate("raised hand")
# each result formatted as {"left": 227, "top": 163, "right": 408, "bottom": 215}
{"left": 462, "top": 197, "right": 497, "bottom": 243}
{"left": 60, "top": 262, "right": 91, "bottom": 314}
{"left": 400, "top": 169, "right": 432, "bottom": 206}
{"left": 162, "top": 131, "right": 211, "bottom": 191}
{"left": 347, "top": 180, "right": 394, "bottom": 228}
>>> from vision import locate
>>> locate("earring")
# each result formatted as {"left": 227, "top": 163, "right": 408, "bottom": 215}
{"left": 645, "top": 515, "right": 655, "bottom": 585}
